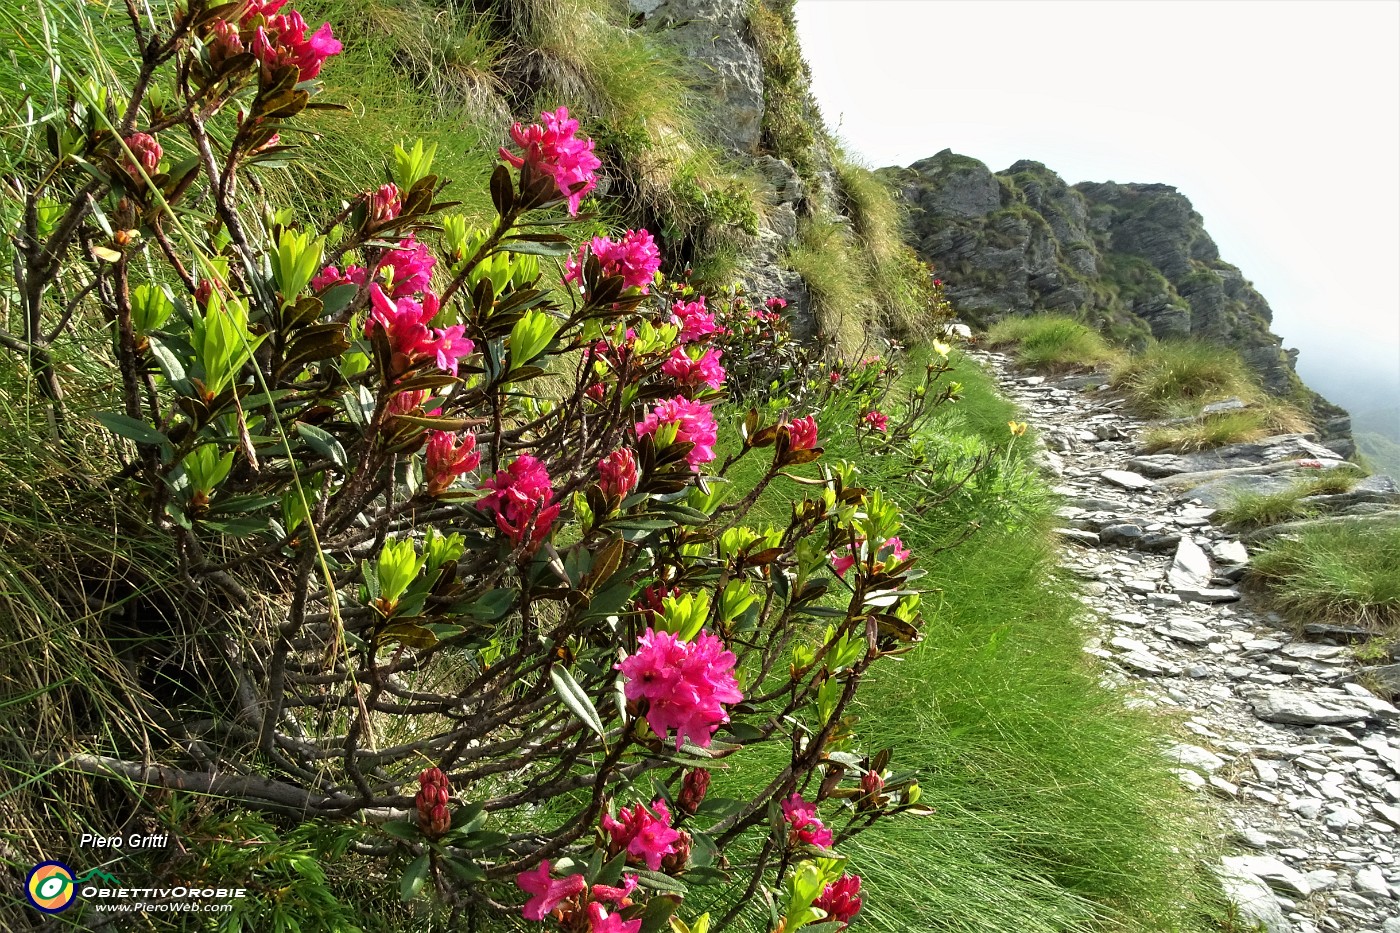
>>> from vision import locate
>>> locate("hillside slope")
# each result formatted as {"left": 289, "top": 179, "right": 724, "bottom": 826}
{"left": 882, "top": 152, "right": 1353, "bottom": 455}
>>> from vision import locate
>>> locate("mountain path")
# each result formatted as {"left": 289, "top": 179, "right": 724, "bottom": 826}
{"left": 973, "top": 348, "right": 1400, "bottom": 933}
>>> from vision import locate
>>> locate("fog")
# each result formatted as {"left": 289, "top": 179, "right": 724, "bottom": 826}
{"left": 795, "top": 0, "right": 1400, "bottom": 437}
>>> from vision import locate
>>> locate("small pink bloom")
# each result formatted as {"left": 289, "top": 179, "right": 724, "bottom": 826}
{"left": 829, "top": 370, "right": 841, "bottom": 385}
{"left": 564, "top": 230, "right": 661, "bottom": 293}
{"left": 365, "top": 285, "right": 471, "bottom": 376}
{"left": 586, "top": 902, "right": 642, "bottom": 933}
{"left": 122, "top": 133, "right": 162, "bottom": 180}
{"left": 311, "top": 264, "right": 366, "bottom": 291}
{"left": 813, "top": 873, "right": 863, "bottom": 927}
{"left": 478, "top": 455, "right": 560, "bottom": 551}
{"left": 786, "top": 415, "right": 818, "bottom": 451}
{"left": 586, "top": 382, "right": 606, "bottom": 403}
{"left": 590, "top": 874, "right": 638, "bottom": 907}
{"left": 636, "top": 396, "right": 718, "bottom": 469}
{"left": 499, "top": 107, "right": 602, "bottom": 215}
{"left": 368, "top": 183, "right": 401, "bottom": 225}
{"left": 781, "top": 792, "right": 834, "bottom": 849}
{"left": 425, "top": 431, "right": 480, "bottom": 496}
{"left": 250, "top": 9, "right": 341, "bottom": 81}
{"left": 878, "top": 536, "right": 910, "bottom": 564}
{"left": 661, "top": 346, "right": 726, "bottom": 389}
{"left": 515, "top": 860, "right": 586, "bottom": 922}
{"left": 862, "top": 410, "right": 889, "bottom": 433}
{"left": 765, "top": 296, "right": 788, "bottom": 311}
{"left": 431, "top": 324, "right": 474, "bottom": 375}
{"left": 618, "top": 628, "right": 742, "bottom": 749}
{"left": 600, "top": 800, "right": 682, "bottom": 871}
{"left": 670, "top": 297, "right": 721, "bottom": 344}
{"left": 830, "top": 541, "right": 860, "bottom": 579}
{"left": 598, "top": 448, "right": 639, "bottom": 499}
{"left": 377, "top": 236, "right": 436, "bottom": 298}
{"left": 208, "top": 18, "right": 244, "bottom": 65}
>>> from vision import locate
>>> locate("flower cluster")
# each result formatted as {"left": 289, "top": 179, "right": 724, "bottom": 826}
{"left": 378, "top": 236, "right": 436, "bottom": 298}
{"left": 671, "top": 297, "right": 721, "bottom": 344}
{"left": 478, "top": 455, "right": 561, "bottom": 551}
{"left": 311, "top": 264, "right": 366, "bottom": 291}
{"left": 635, "top": 397, "right": 718, "bottom": 469}
{"left": 814, "top": 873, "right": 863, "bottom": 928}
{"left": 786, "top": 415, "right": 819, "bottom": 452}
{"left": 617, "top": 628, "right": 742, "bottom": 749}
{"left": 780, "top": 793, "right": 834, "bottom": 849}
{"left": 122, "top": 133, "right": 162, "bottom": 182}
{"left": 861, "top": 409, "right": 889, "bottom": 433}
{"left": 424, "top": 431, "right": 480, "bottom": 496}
{"left": 831, "top": 536, "right": 910, "bottom": 579}
{"left": 565, "top": 230, "right": 661, "bottom": 293}
{"left": 365, "top": 285, "right": 473, "bottom": 376}
{"left": 660, "top": 346, "right": 726, "bottom": 389}
{"left": 601, "top": 799, "right": 683, "bottom": 871}
{"left": 516, "top": 860, "right": 640, "bottom": 932}
{"left": 415, "top": 767, "right": 452, "bottom": 838}
{"left": 499, "top": 107, "right": 602, "bottom": 216}
{"left": 598, "top": 448, "right": 639, "bottom": 500}
{"left": 368, "top": 183, "right": 401, "bottom": 226}
{"left": 244, "top": 0, "right": 342, "bottom": 81}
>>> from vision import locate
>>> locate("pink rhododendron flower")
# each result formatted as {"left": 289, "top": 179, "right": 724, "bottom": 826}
{"left": 208, "top": 18, "right": 245, "bottom": 65}
{"left": 598, "top": 448, "right": 639, "bottom": 499}
{"left": 368, "top": 183, "right": 401, "bottom": 225}
{"left": 478, "top": 455, "right": 561, "bottom": 551}
{"left": 860, "top": 355, "right": 882, "bottom": 367}
{"left": 813, "top": 873, "right": 863, "bottom": 927}
{"left": 424, "top": 431, "right": 480, "bottom": 496}
{"left": 499, "top": 107, "right": 602, "bottom": 216}
{"left": 250, "top": 9, "right": 341, "bottom": 81}
{"left": 311, "top": 264, "right": 366, "bottom": 291}
{"left": 829, "top": 370, "right": 841, "bottom": 385}
{"left": 601, "top": 800, "right": 683, "bottom": 871}
{"left": 617, "top": 628, "right": 742, "bottom": 749}
{"left": 878, "top": 536, "right": 910, "bottom": 564}
{"left": 586, "top": 902, "right": 642, "bottom": 933}
{"left": 386, "top": 388, "right": 439, "bottom": 418}
{"left": 377, "top": 236, "right": 436, "bottom": 298}
{"left": 830, "top": 542, "right": 859, "bottom": 579}
{"left": 670, "top": 297, "right": 721, "bottom": 344}
{"left": 781, "top": 792, "right": 834, "bottom": 849}
{"left": 636, "top": 397, "right": 718, "bottom": 469}
{"left": 765, "top": 296, "right": 788, "bottom": 311}
{"left": 365, "top": 285, "right": 472, "bottom": 376}
{"left": 862, "top": 410, "right": 889, "bottom": 433}
{"left": 515, "top": 860, "right": 586, "bottom": 922}
{"left": 590, "top": 875, "right": 638, "bottom": 907}
{"left": 786, "top": 415, "right": 818, "bottom": 451}
{"left": 661, "top": 346, "right": 726, "bottom": 389}
{"left": 564, "top": 230, "right": 661, "bottom": 293}
{"left": 586, "top": 382, "right": 606, "bottom": 403}
{"left": 122, "top": 133, "right": 162, "bottom": 180}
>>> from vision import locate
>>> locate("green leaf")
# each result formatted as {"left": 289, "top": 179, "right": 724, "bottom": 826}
{"left": 500, "top": 238, "right": 572, "bottom": 258}
{"left": 549, "top": 664, "right": 605, "bottom": 737}
{"left": 399, "top": 853, "right": 429, "bottom": 902}
{"left": 94, "top": 411, "right": 169, "bottom": 448}
{"left": 379, "top": 820, "right": 418, "bottom": 842}
{"left": 295, "top": 422, "right": 348, "bottom": 469}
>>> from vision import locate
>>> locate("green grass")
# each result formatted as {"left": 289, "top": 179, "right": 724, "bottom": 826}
{"left": 786, "top": 216, "right": 876, "bottom": 353}
{"left": 1111, "top": 341, "right": 1304, "bottom": 427}
{"left": 985, "top": 315, "right": 1120, "bottom": 372}
{"left": 702, "top": 350, "right": 1220, "bottom": 932}
{"left": 1253, "top": 521, "right": 1400, "bottom": 628}
{"left": 1217, "top": 467, "right": 1366, "bottom": 528}
{"left": 1139, "top": 402, "right": 1313, "bottom": 454}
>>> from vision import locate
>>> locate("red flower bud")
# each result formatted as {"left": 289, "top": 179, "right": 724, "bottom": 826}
{"left": 659, "top": 830, "right": 691, "bottom": 875}
{"left": 859, "top": 769, "right": 885, "bottom": 810}
{"left": 678, "top": 768, "right": 710, "bottom": 815}
{"left": 415, "top": 767, "right": 452, "bottom": 837}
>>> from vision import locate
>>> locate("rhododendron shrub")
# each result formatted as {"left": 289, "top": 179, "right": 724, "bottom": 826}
{"left": 3, "top": 9, "right": 947, "bottom": 931}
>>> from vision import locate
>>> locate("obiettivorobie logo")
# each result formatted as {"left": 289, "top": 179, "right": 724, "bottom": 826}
{"left": 25, "top": 863, "right": 119, "bottom": 913}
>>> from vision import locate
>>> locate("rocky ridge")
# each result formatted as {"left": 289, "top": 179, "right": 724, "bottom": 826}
{"left": 974, "top": 348, "right": 1400, "bottom": 933}
{"left": 891, "top": 153, "right": 1352, "bottom": 453}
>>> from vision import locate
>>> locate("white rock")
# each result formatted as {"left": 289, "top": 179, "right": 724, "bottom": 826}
{"left": 1376, "top": 802, "right": 1400, "bottom": 829}
{"left": 1354, "top": 865, "right": 1392, "bottom": 899}
{"left": 1212, "top": 539, "right": 1249, "bottom": 564}
{"left": 1102, "top": 469, "right": 1153, "bottom": 490}
{"left": 1170, "top": 743, "right": 1227, "bottom": 773}
{"left": 1222, "top": 855, "right": 1314, "bottom": 897}
{"left": 1158, "top": 618, "right": 1219, "bottom": 646}
{"left": 1169, "top": 537, "right": 1213, "bottom": 589}
{"left": 1216, "top": 862, "right": 1295, "bottom": 933}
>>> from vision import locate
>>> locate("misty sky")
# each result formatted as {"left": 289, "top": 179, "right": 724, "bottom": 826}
{"left": 794, "top": 0, "right": 1400, "bottom": 420}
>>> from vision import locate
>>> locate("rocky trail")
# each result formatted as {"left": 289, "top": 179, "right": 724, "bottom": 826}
{"left": 972, "top": 348, "right": 1400, "bottom": 933}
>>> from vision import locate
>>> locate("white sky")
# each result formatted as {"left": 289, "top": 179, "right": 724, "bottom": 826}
{"left": 795, "top": 0, "right": 1400, "bottom": 418}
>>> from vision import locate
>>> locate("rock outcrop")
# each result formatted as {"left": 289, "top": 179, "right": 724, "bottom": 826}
{"left": 885, "top": 153, "right": 1352, "bottom": 451}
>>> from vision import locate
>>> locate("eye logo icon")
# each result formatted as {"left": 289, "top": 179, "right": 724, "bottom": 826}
{"left": 25, "top": 861, "right": 77, "bottom": 913}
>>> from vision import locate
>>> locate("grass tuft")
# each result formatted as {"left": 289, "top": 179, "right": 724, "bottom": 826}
{"left": 1253, "top": 520, "right": 1400, "bottom": 627}
{"left": 985, "top": 315, "right": 1120, "bottom": 372}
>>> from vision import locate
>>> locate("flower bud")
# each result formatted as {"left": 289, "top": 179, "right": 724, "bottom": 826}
{"left": 659, "top": 830, "right": 691, "bottom": 874}
{"left": 859, "top": 769, "right": 885, "bottom": 811}
{"left": 678, "top": 768, "right": 710, "bottom": 815}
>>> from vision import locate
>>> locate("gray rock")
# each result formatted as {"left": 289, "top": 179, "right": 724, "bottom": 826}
{"left": 1212, "top": 540, "right": 1249, "bottom": 564}
{"left": 635, "top": 0, "right": 763, "bottom": 152}
{"left": 1215, "top": 864, "right": 1294, "bottom": 933}
{"left": 1354, "top": 865, "right": 1392, "bottom": 899}
{"left": 1055, "top": 527, "right": 1100, "bottom": 545}
{"left": 1102, "top": 469, "right": 1153, "bottom": 490}
{"left": 1222, "top": 855, "right": 1314, "bottom": 897}
{"left": 1168, "top": 537, "right": 1213, "bottom": 589}
{"left": 1099, "top": 523, "right": 1144, "bottom": 545}
{"left": 1158, "top": 618, "right": 1219, "bottom": 646}
{"left": 1175, "top": 584, "right": 1241, "bottom": 603}
{"left": 1246, "top": 690, "right": 1377, "bottom": 726}
{"left": 1170, "top": 743, "right": 1227, "bottom": 773}
{"left": 1202, "top": 397, "right": 1248, "bottom": 416}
